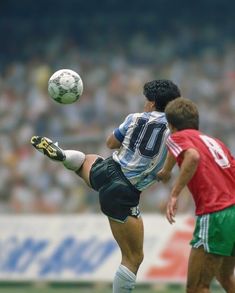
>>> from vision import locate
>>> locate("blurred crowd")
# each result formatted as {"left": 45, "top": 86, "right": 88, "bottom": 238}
{"left": 1, "top": 25, "right": 235, "bottom": 215}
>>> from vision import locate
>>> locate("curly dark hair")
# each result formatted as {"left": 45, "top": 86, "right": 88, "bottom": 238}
{"left": 143, "top": 79, "right": 181, "bottom": 112}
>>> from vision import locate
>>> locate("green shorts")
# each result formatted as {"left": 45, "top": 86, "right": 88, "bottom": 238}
{"left": 190, "top": 205, "right": 235, "bottom": 256}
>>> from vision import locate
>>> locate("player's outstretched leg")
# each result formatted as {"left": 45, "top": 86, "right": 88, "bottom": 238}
{"left": 31, "top": 136, "right": 86, "bottom": 171}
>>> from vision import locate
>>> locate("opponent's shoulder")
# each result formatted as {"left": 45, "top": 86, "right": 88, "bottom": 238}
{"left": 167, "top": 129, "right": 199, "bottom": 158}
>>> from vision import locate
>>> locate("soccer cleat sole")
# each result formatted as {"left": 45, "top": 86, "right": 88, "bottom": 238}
{"left": 31, "top": 136, "right": 65, "bottom": 161}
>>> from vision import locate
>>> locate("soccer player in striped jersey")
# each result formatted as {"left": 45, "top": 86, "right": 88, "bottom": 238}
{"left": 158, "top": 97, "right": 235, "bottom": 293}
{"left": 31, "top": 79, "right": 181, "bottom": 293}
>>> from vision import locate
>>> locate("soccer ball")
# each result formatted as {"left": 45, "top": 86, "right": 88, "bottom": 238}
{"left": 48, "top": 69, "right": 83, "bottom": 104}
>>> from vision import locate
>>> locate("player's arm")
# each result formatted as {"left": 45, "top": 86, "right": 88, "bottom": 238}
{"left": 106, "top": 114, "right": 133, "bottom": 150}
{"left": 106, "top": 133, "right": 122, "bottom": 149}
{"left": 157, "top": 151, "right": 176, "bottom": 183}
{"left": 167, "top": 148, "right": 200, "bottom": 224}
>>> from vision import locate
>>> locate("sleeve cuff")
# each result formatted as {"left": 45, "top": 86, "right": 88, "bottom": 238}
{"left": 114, "top": 128, "right": 124, "bottom": 142}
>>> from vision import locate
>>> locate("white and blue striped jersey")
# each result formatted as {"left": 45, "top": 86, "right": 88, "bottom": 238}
{"left": 112, "top": 111, "right": 170, "bottom": 191}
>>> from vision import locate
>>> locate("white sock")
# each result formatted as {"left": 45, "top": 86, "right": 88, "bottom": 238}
{"left": 113, "top": 265, "right": 136, "bottom": 293}
{"left": 63, "top": 150, "right": 85, "bottom": 171}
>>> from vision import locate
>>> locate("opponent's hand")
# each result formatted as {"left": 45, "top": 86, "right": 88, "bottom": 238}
{"left": 157, "top": 169, "right": 171, "bottom": 183}
{"left": 166, "top": 195, "right": 178, "bottom": 224}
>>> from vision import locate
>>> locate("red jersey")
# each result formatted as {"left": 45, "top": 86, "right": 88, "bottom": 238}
{"left": 166, "top": 129, "right": 235, "bottom": 215}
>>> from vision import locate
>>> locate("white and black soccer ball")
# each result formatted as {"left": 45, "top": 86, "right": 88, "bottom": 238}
{"left": 48, "top": 69, "right": 83, "bottom": 104}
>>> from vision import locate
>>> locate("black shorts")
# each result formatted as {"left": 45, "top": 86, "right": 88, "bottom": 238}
{"left": 89, "top": 157, "right": 141, "bottom": 222}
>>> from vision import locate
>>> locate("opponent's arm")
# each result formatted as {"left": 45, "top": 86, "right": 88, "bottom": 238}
{"left": 157, "top": 151, "right": 176, "bottom": 183}
{"left": 167, "top": 148, "right": 200, "bottom": 224}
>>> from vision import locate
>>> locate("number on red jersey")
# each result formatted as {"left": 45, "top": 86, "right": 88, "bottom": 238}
{"left": 199, "top": 135, "right": 230, "bottom": 168}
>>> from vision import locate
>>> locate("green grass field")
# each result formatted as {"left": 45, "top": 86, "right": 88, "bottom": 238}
{"left": 0, "top": 284, "right": 224, "bottom": 293}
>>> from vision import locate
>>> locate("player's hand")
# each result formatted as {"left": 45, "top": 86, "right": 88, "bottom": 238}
{"left": 157, "top": 169, "right": 171, "bottom": 183}
{"left": 166, "top": 195, "right": 178, "bottom": 224}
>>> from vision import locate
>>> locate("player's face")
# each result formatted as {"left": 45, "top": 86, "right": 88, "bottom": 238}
{"left": 144, "top": 100, "right": 155, "bottom": 112}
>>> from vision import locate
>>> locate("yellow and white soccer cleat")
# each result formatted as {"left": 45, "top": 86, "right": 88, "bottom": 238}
{"left": 31, "top": 136, "right": 66, "bottom": 161}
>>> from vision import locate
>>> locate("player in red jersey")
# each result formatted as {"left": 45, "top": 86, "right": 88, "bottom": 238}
{"left": 158, "top": 97, "right": 235, "bottom": 293}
